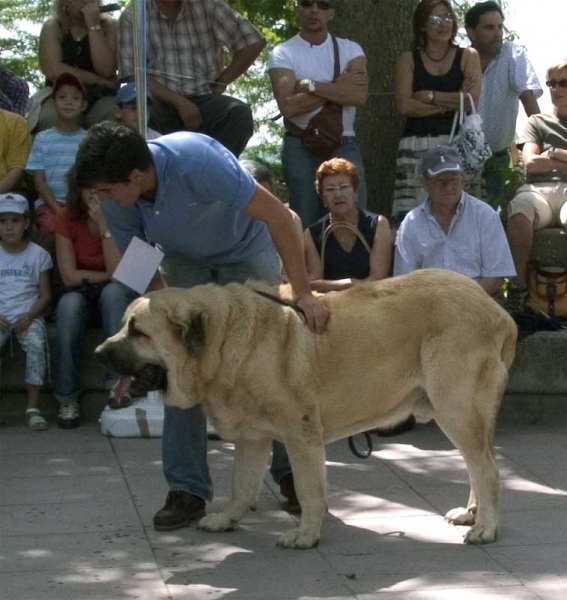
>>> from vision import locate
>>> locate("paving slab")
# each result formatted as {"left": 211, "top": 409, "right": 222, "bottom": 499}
{"left": 0, "top": 418, "right": 565, "bottom": 599}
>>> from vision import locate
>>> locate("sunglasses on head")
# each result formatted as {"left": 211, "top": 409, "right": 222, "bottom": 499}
{"left": 299, "top": 0, "right": 331, "bottom": 10}
{"left": 546, "top": 79, "right": 567, "bottom": 89}
{"left": 428, "top": 14, "right": 453, "bottom": 25}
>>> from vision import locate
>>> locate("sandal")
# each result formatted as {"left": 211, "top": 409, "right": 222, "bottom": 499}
{"left": 26, "top": 409, "right": 49, "bottom": 431}
{"left": 108, "top": 390, "right": 133, "bottom": 410}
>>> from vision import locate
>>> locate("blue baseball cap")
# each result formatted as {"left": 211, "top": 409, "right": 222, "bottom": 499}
{"left": 115, "top": 82, "right": 153, "bottom": 105}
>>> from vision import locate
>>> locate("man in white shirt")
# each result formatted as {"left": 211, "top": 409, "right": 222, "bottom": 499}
{"left": 465, "top": 1, "right": 542, "bottom": 202}
{"left": 394, "top": 145, "right": 515, "bottom": 297}
{"left": 268, "top": 0, "right": 368, "bottom": 228}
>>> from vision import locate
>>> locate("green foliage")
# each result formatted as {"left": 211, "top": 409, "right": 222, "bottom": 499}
{"left": 0, "top": 0, "right": 51, "bottom": 85}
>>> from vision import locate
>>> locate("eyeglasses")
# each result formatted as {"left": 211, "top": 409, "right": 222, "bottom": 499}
{"left": 428, "top": 14, "right": 453, "bottom": 25}
{"left": 546, "top": 79, "right": 567, "bottom": 89}
{"left": 322, "top": 183, "right": 353, "bottom": 196}
{"left": 298, "top": 0, "right": 331, "bottom": 10}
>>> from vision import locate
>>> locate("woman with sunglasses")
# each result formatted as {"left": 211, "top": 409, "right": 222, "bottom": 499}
{"left": 304, "top": 158, "right": 392, "bottom": 292}
{"left": 506, "top": 58, "right": 567, "bottom": 311}
{"left": 393, "top": 0, "right": 481, "bottom": 223}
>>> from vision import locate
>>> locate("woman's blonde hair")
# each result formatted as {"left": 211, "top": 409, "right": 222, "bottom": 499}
{"left": 53, "top": 0, "right": 108, "bottom": 30}
{"left": 315, "top": 158, "right": 360, "bottom": 194}
{"left": 546, "top": 58, "right": 567, "bottom": 80}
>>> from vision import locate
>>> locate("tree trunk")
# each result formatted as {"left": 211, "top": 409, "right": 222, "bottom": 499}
{"left": 332, "top": 0, "right": 419, "bottom": 215}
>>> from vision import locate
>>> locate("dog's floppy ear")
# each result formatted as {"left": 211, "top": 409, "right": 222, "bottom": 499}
{"left": 169, "top": 309, "right": 208, "bottom": 356}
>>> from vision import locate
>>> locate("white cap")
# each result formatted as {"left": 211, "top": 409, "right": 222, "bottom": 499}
{"left": 0, "top": 193, "right": 28, "bottom": 215}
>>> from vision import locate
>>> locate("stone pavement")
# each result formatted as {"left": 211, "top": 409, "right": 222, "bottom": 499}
{"left": 0, "top": 416, "right": 566, "bottom": 600}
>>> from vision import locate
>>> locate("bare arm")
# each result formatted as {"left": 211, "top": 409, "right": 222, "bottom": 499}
{"left": 213, "top": 39, "right": 266, "bottom": 92}
{"left": 146, "top": 77, "right": 203, "bottom": 131}
{"left": 243, "top": 184, "right": 329, "bottom": 332}
{"left": 476, "top": 276, "right": 504, "bottom": 297}
{"left": 39, "top": 19, "right": 116, "bottom": 87}
{"left": 396, "top": 51, "right": 447, "bottom": 117}
{"left": 519, "top": 89, "right": 541, "bottom": 117}
{"left": 0, "top": 168, "right": 24, "bottom": 193}
{"left": 298, "top": 56, "right": 369, "bottom": 107}
{"left": 523, "top": 141, "right": 567, "bottom": 174}
{"left": 33, "top": 170, "right": 63, "bottom": 213}
{"left": 56, "top": 233, "right": 110, "bottom": 287}
{"left": 80, "top": 2, "right": 117, "bottom": 79}
{"left": 269, "top": 67, "right": 325, "bottom": 119}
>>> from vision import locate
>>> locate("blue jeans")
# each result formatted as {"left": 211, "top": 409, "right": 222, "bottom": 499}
{"left": 160, "top": 244, "right": 292, "bottom": 501}
{"left": 282, "top": 134, "right": 367, "bottom": 228}
{"left": 53, "top": 282, "right": 136, "bottom": 403}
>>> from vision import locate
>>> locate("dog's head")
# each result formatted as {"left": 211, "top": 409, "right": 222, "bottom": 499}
{"left": 95, "top": 289, "right": 212, "bottom": 408}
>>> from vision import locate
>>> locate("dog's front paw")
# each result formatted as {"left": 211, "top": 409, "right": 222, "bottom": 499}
{"left": 464, "top": 523, "right": 498, "bottom": 544}
{"left": 198, "top": 512, "right": 236, "bottom": 532}
{"left": 277, "top": 527, "right": 319, "bottom": 549}
{"left": 445, "top": 506, "right": 476, "bottom": 526}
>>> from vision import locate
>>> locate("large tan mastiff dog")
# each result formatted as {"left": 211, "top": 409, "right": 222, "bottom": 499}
{"left": 96, "top": 269, "right": 517, "bottom": 548}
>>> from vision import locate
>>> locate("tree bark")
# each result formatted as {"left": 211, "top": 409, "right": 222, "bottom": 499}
{"left": 332, "top": 0, "right": 419, "bottom": 216}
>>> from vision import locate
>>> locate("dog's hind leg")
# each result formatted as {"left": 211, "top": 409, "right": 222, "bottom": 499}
{"left": 427, "top": 360, "right": 505, "bottom": 544}
{"left": 277, "top": 442, "right": 327, "bottom": 549}
{"left": 198, "top": 438, "right": 271, "bottom": 533}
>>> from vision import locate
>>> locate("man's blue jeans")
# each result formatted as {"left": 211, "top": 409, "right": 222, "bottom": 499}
{"left": 282, "top": 134, "right": 367, "bottom": 228}
{"left": 53, "top": 282, "right": 136, "bottom": 403}
{"left": 160, "top": 244, "right": 292, "bottom": 502}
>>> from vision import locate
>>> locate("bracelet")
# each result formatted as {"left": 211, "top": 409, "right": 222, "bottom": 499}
{"left": 89, "top": 24, "right": 102, "bottom": 31}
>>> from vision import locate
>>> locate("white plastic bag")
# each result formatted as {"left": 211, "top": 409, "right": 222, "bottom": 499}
{"left": 449, "top": 92, "right": 492, "bottom": 175}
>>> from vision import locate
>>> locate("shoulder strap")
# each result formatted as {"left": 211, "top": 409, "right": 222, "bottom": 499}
{"left": 331, "top": 34, "right": 340, "bottom": 81}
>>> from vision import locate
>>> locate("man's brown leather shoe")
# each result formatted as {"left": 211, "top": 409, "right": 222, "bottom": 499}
{"left": 153, "top": 491, "right": 206, "bottom": 531}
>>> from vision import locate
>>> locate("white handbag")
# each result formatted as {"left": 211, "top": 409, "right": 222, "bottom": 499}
{"left": 449, "top": 92, "right": 492, "bottom": 175}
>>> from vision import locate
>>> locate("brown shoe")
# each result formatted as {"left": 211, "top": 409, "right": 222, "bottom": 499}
{"left": 279, "top": 473, "right": 301, "bottom": 513}
{"left": 153, "top": 491, "right": 206, "bottom": 531}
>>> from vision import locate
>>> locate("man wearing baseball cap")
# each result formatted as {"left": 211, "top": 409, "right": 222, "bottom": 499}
{"left": 114, "top": 82, "right": 161, "bottom": 140}
{"left": 394, "top": 145, "right": 515, "bottom": 296}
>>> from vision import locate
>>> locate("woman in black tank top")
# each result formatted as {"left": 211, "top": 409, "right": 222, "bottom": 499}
{"left": 34, "top": 0, "right": 118, "bottom": 131}
{"left": 304, "top": 158, "right": 392, "bottom": 292}
{"left": 392, "top": 0, "right": 481, "bottom": 220}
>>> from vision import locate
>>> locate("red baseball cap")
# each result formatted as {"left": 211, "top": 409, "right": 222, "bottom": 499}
{"left": 51, "top": 72, "right": 88, "bottom": 99}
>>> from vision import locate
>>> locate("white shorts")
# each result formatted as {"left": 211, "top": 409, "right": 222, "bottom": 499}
{"left": 508, "top": 182, "right": 567, "bottom": 228}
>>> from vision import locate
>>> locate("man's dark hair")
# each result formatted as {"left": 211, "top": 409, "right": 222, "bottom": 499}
{"left": 75, "top": 121, "right": 153, "bottom": 188}
{"left": 464, "top": 1, "right": 504, "bottom": 29}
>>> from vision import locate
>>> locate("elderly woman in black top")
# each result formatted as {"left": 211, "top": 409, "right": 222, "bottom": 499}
{"left": 304, "top": 158, "right": 392, "bottom": 292}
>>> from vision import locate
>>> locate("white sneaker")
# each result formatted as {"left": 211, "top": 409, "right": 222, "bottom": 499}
{"left": 58, "top": 400, "right": 80, "bottom": 429}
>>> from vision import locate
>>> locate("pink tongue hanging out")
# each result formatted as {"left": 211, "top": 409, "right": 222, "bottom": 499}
{"left": 112, "top": 375, "right": 133, "bottom": 399}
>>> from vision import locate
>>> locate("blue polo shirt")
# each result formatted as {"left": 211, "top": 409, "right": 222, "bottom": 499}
{"left": 102, "top": 132, "right": 273, "bottom": 263}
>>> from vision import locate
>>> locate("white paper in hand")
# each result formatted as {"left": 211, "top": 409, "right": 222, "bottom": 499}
{"left": 113, "top": 237, "right": 164, "bottom": 294}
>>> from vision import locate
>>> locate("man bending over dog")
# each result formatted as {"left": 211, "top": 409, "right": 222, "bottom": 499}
{"left": 74, "top": 122, "right": 329, "bottom": 530}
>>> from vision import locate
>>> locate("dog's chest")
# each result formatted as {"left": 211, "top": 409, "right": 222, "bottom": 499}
{"left": 204, "top": 395, "right": 271, "bottom": 441}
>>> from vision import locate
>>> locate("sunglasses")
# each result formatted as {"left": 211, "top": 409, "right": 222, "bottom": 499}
{"left": 428, "top": 14, "right": 453, "bottom": 25}
{"left": 546, "top": 79, "right": 567, "bottom": 89}
{"left": 299, "top": 0, "right": 332, "bottom": 10}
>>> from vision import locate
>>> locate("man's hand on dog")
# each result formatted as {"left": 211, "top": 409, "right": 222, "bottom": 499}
{"left": 297, "top": 293, "right": 329, "bottom": 334}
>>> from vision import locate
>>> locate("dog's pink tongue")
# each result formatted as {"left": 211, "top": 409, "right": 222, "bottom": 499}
{"left": 112, "top": 376, "right": 133, "bottom": 399}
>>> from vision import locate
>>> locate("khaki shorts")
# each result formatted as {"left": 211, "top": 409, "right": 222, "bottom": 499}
{"left": 508, "top": 182, "right": 567, "bottom": 228}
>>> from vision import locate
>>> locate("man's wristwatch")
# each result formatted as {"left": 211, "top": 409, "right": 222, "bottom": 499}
{"left": 548, "top": 146, "right": 557, "bottom": 159}
{"left": 101, "top": 230, "right": 112, "bottom": 240}
{"left": 306, "top": 79, "right": 316, "bottom": 93}
{"left": 427, "top": 90, "right": 435, "bottom": 104}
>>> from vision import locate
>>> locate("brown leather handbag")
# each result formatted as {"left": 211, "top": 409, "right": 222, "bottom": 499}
{"left": 284, "top": 35, "right": 343, "bottom": 160}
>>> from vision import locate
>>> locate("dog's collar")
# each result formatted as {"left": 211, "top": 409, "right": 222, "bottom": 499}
{"left": 253, "top": 289, "right": 305, "bottom": 317}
